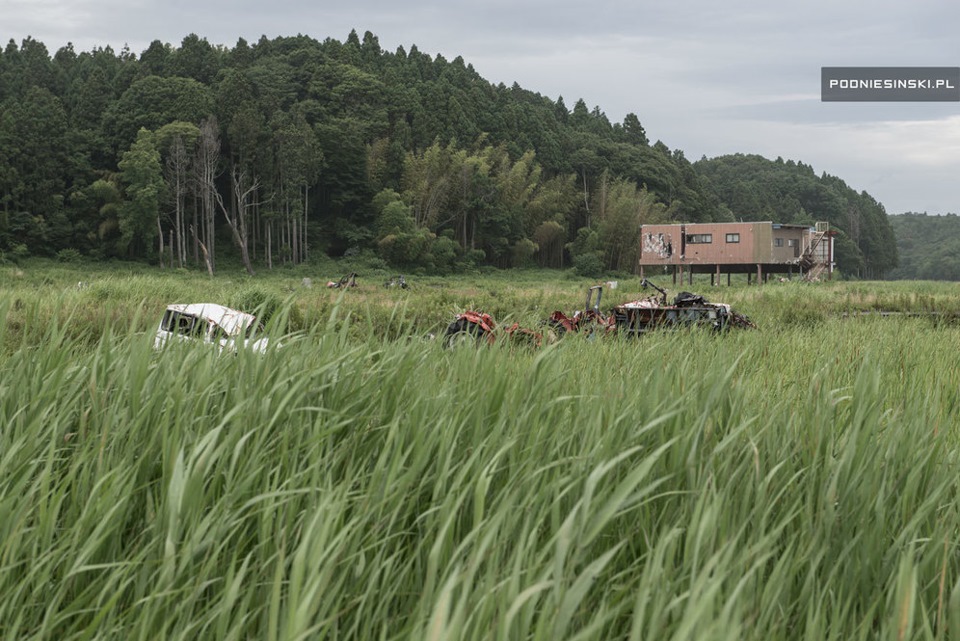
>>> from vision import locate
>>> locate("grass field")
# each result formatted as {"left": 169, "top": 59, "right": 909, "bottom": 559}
{"left": 3, "top": 260, "right": 960, "bottom": 640}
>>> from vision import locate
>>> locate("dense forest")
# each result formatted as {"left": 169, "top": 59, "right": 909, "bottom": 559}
{"left": 886, "top": 213, "right": 960, "bottom": 280}
{"left": 0, "top": 31, "right": 898, "bottom": 276}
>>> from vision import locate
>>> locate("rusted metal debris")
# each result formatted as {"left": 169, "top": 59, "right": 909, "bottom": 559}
{"left": 444, "top": 311, "right": 543, "bottom": 348}
{"left": 383, "top": 275, "right": 408, "bottom": 289}
{"left": 444, "top": 280, "right": 755, "bottom": 347}
{"left": 327, "top": 273, "right": 358, "bottom": 289}
{"left": 545, "top": 285, "right": 616, "bottom": 336}
{"left": 611, "top": 279, "right": 757, "bottom": 335}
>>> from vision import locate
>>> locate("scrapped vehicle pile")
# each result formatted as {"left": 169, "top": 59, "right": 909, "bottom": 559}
{"left": 610, "top": 279, "right": 757, "bottom": 335}
{"left": 153, "top": 280, "right": 754, "bottom": 354}
{"left": 444, "top": 279, "right": 755, "bottom": 346}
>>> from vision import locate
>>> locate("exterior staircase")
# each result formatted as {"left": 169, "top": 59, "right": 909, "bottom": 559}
{"left": 804, "top": 262, "right": 828, "bottom": 282}
{"left": 801, "top": 222, "right": 831, "bottom": 281}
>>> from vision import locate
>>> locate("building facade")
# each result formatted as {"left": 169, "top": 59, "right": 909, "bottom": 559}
{"left": 638, "top": 221, "right": 834, "bottom": 284}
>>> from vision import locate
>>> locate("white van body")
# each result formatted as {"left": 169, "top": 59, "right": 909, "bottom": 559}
{"left": 154, "top": 303, "right": 269, "bottom": 353}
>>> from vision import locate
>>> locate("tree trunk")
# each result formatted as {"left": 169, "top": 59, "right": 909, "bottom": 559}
{"left": 302, "top": 184, "right": 308, "bottom": 263}
{"left": 266, "top": 222, "right": 273, "bottom": 270}
{"left": 216, "top": 165, "right": 258, "bottom": 276}
{"left": 191, "top": 225, "right": 214, "bottom": 277}
{"left": 157, "top": 216, "right": 165, "bottom": 268}
{"left": 196, "top": 118, "right": 221, "bottom": 273}
{"left": 192, "top": 194, "right": 199, "bottom": 265}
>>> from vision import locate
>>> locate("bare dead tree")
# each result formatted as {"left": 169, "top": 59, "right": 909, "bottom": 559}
{"left": 189, "top": 225, "right": 214, "bottom": 277}
{"left": 195, "top": 118, "right": 221, "bottom": 273}
{"left": 216, "top": 167, "right": 260, "bottom": 276}
{"left": 157, "top": 217, "right": 165, "bottom": 268}
{"left": 165, "top": 135, "right": 191, "bottom": 267}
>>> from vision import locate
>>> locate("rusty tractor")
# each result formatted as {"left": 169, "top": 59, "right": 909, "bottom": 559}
{"left": 544, "top": 285, "right": 616, "bottom": 336}
{"left": 444, "top": 310, "right": 543, "bottom": 348}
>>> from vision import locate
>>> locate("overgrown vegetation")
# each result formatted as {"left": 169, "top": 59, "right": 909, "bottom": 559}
{"left": 1, "top": 265, "right": 958, "bottom": 639}
{"left": 0, "top": 33, "right": 898, "bottom": 277}
{"left": 887, "top": 212, "right": 960, "bottom": 280}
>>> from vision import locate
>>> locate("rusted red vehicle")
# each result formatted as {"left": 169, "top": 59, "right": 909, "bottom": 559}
{"left": 444, "top": 311, "right": 542, "bottom": 347}
{"left": 544, "top": 285, "right": 616, "bottom": 336}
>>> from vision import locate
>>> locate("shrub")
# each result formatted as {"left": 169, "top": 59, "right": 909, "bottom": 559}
{"left": 573, "top": 251, "right": 605, "bottom": 278}
{"left": 511, "top": 238, "right": 538, "bottom": 268}
{"left": 56, "top": 248, "right": 83, "bottom": 263}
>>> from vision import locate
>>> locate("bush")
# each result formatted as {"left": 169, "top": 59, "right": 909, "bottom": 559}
{"left": 457, "top": 249, "right": 486, "bottom": 271}
{"left": 512, "top": 238, "right": 538, "bottom": 268}
{"left": 573, "top": 252, "right": 605, "bottom": 278}
{"left": 430, "top": 235, "right": 459, "bottom": 272}
{"left": 56, "top": 248, "right": 83, "bottom": 263}
{"left": 10, "top": 244, "right": 29, "bottom": 263}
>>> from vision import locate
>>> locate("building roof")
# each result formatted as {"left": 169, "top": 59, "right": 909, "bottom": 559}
{"left": 642, "top": 221, "right": 814, "bottom": 230}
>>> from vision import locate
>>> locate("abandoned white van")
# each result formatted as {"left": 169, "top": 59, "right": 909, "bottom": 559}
{"left": 154, "top": 303, "right": 270, "bottom": 353}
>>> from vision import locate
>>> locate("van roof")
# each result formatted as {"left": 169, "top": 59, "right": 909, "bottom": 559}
{"left": 165, "top": 303, "right": 258, "bottom": 336}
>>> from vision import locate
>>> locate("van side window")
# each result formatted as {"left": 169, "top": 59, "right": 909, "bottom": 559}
{"left": 161, "top": 309, "right": 177, "bottom": 332}
{"left": 167, "top": 312, "right": 205, "bottom": 338}
{"left": 176, "top": 314, "right": 194, "bottom": 336}
{"left": 211, "top": 325, "right": 229, "bottom": 342}
{"left": 190, "top": 318, "right": 207, "bottom": 338}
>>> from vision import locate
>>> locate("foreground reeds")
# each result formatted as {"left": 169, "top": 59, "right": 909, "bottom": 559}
{"left": 2, "top": 272, "right": 960, "bottom": 639}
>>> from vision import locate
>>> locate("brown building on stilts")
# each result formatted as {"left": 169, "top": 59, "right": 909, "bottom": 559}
{"left": 638, "top": 221, "right": 835, "bottom": 285}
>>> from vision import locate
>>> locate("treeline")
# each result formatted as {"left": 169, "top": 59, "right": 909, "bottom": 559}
{"left": 885, "top": 213, "right": 960, "bottom": 280}
{"left": 0, "top": 32, "right": 897, "bottom": 275}
{"left": 694, "top": 154, "right": 898, "bottom": 279}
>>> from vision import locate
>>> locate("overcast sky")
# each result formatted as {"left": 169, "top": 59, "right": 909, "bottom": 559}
{"left": 5, "top": 0, "right": 960, "bottom": 214}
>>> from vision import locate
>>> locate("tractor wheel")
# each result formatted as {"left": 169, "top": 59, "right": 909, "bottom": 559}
{"left": 543, "top": 318, "right": 568, "bottom": 337}
{"left": 444, "top": 318, "right": 487, "bottom": 348}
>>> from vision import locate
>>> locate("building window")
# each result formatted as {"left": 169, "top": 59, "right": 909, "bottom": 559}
{"left": 725, "top": 233, "right": 740, "bottom": 243}
{"left": 774, "top": 238, "right": 784, "bottom": 247}
{"left": 787, "top": 239, "right": 798, "bottom": 247}
{"left": 686, "top": 234, "right": 712, "bottom": 244}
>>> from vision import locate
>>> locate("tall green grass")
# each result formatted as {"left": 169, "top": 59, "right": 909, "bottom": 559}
{"left": 2, "top": 278, "right": 960, "bottom": 640}
{"left": 6, "top": 260, "right": 960, "bottom": 348}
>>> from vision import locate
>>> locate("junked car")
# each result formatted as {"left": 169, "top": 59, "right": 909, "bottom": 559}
{"left": 154, "top": 303, "right": 271, "bottom": 353}
{"left": 610, "top": 279, "right": 757, "bottom": 335}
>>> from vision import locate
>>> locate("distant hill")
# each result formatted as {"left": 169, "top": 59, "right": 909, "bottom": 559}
{"left": 886, "top": 213, "right": 960, "bottom": 280}
{"left": 0, "top": 32, "right": 898, "bottom": 276}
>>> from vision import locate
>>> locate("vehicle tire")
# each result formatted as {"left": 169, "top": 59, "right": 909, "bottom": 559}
{"left": 543, "top": 318, "right": 567, "bottom": 337}
{"left": 444, "top": 318, "right": 487, "bottom": 348}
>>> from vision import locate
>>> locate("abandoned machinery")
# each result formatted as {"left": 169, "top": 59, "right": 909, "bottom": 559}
{"left": 444, "top": 279, "right": 756, "bottom": 347}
